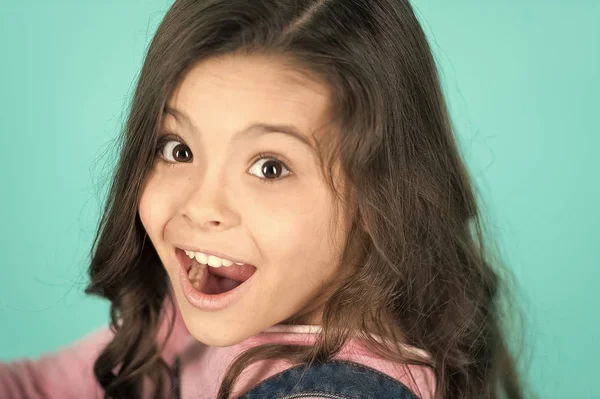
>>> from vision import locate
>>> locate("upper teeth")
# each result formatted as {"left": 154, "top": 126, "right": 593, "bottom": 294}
{"left": 183, "top": 250, "right": 244, "bottom": 268}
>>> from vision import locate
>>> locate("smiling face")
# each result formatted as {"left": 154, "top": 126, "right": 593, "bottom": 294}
{"left": 138, "top": 53, "right": 353, "bottom": 346}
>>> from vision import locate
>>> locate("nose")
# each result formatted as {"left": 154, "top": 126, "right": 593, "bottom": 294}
{"left": 181, "top": 169, "right": 239, "bottom": 232}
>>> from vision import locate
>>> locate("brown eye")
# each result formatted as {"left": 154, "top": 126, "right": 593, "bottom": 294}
{"left": 158, "top": 140, "right": 192, "bottom": 163}
{"left": 248, "top": 157, "right": 291, "bottom": 181}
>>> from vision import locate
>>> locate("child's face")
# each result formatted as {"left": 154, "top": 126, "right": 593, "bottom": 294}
{"left": 138, "top": 54, "right": 351, "bottom": 346}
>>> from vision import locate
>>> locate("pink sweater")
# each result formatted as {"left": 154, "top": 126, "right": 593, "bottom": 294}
{"left": 0, "top": 306, "right": 436, "bottom": 398}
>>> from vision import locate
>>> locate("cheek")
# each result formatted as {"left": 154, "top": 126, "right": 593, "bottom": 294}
{"left": 245, "top": 179, "right": 341, "bottom": 266}
{"left": 138, "top": 175, "right": 172, "bottom": 238}
{"left": 252, "top": 202, "right": 341, "bottom": 278}
{"left": 254, "top": 212, "right": 343, "bottom": 318}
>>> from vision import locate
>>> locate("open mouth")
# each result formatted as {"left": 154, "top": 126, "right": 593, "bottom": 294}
{"left": 176, "top": 248, "right": 257, "bottom": 296}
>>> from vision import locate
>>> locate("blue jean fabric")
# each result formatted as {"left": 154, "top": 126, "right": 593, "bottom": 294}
{"left": 238, "top": 359, "right": 419, "bottom": 399}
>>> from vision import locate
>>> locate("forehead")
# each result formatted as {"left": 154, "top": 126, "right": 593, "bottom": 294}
{"left": 165, "top": 53, "right": 332, "bottom": 140}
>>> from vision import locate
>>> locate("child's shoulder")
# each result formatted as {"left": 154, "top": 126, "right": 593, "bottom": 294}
{"left": 175, "top": 325, "right": 436, "bottom": 399}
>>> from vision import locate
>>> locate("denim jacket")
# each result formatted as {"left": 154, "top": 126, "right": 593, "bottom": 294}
{"left": 172, "top": 357, "right": 419, "bottom": 399}
{"left": 238, "top": 359, "right": 419, "bottom": 399}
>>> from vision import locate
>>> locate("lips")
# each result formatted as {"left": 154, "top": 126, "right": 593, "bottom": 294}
{"left": 175, "top": 247, "right": 257, "bottom": 311}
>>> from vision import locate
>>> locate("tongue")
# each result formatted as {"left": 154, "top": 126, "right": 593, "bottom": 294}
{"left": 208, "top": 263, "right": 256, "bottom": 283}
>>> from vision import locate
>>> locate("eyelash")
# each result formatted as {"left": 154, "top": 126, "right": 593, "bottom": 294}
{"left": 154, "top": 133, "right": 292, "bottom": 184}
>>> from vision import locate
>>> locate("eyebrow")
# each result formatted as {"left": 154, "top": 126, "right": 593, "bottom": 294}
{"left": 164, "top": 106, "right": 315, "bottom": 150}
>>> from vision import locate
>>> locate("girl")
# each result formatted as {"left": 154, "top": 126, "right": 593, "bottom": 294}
{"left": 0, "top": 0, "right": 527, "bottom": 398}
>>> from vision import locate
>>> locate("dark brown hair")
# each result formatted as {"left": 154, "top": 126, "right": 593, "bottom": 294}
{"left": 85, "top": 0, "right": 530, "bottom": 398}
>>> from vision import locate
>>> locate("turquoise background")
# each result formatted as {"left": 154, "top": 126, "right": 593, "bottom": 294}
{"left": 1, "top": 1, "right": 598, "bottom": 398}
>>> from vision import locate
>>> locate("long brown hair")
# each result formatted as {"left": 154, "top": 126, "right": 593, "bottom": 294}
{"left": 85, "top": 0, "right": 530, "bottom": 397}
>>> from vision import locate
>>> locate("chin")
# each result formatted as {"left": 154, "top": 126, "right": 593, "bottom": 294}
{"left": 172, "top": 298, "right": 256, "bottom": 347}
{"left": 185, "top": 320, "right": 255, "bottom": 347}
